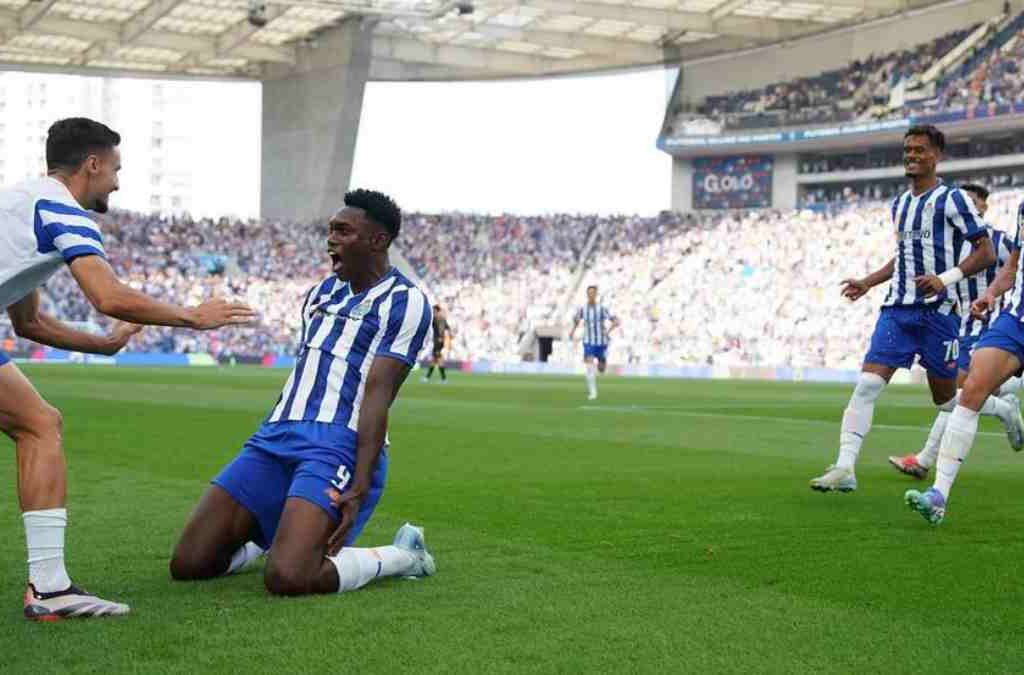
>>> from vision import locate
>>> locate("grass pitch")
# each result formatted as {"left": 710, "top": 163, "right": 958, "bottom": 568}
{"left": 2, "top": 365, "right": 1024, "bottom": 673}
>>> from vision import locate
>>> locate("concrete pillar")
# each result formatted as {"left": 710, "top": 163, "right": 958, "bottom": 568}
{"left": 772, "top": 153, "right": 797, "bottom": 211}
{"left": 671, "top": 156, "right": 693, "bottom": 212}
{"left": 260, "top": 17, "right": 374, "bottom": 223}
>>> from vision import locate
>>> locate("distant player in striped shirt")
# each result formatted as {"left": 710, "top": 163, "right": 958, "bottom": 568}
{"left": 569, "top": 285, "right": 618, "bottom": 400}
{"left": 170, "top": 189, "right": 436, "bottom": 595}
{"left": 890, "top": 183, "right": 1023, "bottom": 480}
{"left": 810, "top": 125, "right": 1022, "bottom": 493}
{"left": 904, "top": 197, "right": 1024, "bottom": 524}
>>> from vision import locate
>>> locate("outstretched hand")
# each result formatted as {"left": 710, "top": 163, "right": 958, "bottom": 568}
{"left": 102, "top": 321, "right": 143, "bottom": 355}
{"left": 840, "top": 278, "right": 870, "bottom": 302}
{"left": 192, "top": 298, "right": 257, "bottom": 330}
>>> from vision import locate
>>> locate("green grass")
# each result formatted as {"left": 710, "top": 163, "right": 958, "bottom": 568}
{"left": 2, "top": 365, "right": 1024, "bottom": 673}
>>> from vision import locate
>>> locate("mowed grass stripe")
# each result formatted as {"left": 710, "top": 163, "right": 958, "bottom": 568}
{"left": 2, "top": 367, "right": 1024, "bottom": 672}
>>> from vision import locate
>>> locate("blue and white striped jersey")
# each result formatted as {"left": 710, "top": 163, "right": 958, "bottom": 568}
{"left": 0, "top": 176, "right": 107, "bottom": 311}
{"left": 882, "top": 182, "right": 987, "bottom": 312}
{"left": 1003, "top": 201, "right": 1024, "bottom": 322}
{"left": 267, "top": 268, "right": 432, "bottom": 436}
{"left": 956, "top": 227, "right": 1016, "bottom": 337}
{"left": 574, "top": 303, "right": 616, "bottom": 346}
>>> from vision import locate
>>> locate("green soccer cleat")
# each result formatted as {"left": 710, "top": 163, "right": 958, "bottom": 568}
{"left": 904, "top": 488, "right": 947, "bottom": 525}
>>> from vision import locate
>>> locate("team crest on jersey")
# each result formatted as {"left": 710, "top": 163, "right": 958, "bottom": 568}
{"left": 348, "top": 300, "right": 373, "bottom": 319}
{"left": 923, "top": 203, "right": 935, "bottom": 222}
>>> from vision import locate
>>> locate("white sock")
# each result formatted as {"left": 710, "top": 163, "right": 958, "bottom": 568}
{"left": 979, "top": 393, "right": 1015, "bottom": 423}
{"left": 999, "top": 376, "right": 1023, "bottom": 396}
{"left": 328, "top": 546, "right": 415, "bottom": 593}
{"left": 226, "top": 542, "right": 265, "bottom": 575}
{"left": 23, "top": 508, "right": 72, "bottom": 593}
{"left": 585, "top": 363, "right": 597, "bottom": 397}
{"left": 836, "top": 372, "right": 887, "bottom": 470}
{"left": 934, "top": 405, "right": 979, "bottom": 500}
{"left": 916, "top": 411, "right": 949, "bottom": 469}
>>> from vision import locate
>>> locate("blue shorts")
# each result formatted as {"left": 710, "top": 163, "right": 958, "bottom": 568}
{"left": 0, "top": 351, "right": 8, "bottom": 367}
{"left": 213, "top": 421, "right": 388, "bottom": 550}
{"left": 975, "top": 312, "right": 1024, "bottom": 367}
{"left": 957, "top": 333, "right": 982, "bottom": 372}
{"left": 583, "top": 344, "right": 608, "bottom": 361}
{"left": 864, "top": 305, "right": 960, "bottom": 379}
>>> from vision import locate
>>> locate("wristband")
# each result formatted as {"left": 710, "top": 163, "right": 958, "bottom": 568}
{"left": 938, "top": 267, "right": 964, "bottom": 287}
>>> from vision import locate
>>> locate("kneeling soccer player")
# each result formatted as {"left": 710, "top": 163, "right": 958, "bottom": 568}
{"left": 170, "top": 190, "right": 436, "bottom": 594}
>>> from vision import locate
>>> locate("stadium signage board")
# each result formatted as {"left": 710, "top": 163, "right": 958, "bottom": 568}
{"left": 661, "top": 118, "right": 911, "bottom": 149}
{"left": 693, "top": 156, "right": 773, "bottom": 209}
{"left": 659, "top": 102, "right": 1024, "bottom": 155}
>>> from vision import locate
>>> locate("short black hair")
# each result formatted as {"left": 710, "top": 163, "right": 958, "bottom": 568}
{"left": 587, "top": 285, "right": 598, "bottom": 291}
{"left": 433, "top": 304, "right": 441, "bottom": 312}
{"left": 960, "top": 183, "right": 990, "bottom": 200}
{"left": 344, "top": 189, "right": 401, "bottom": 241}
{"left": 46, "top": 117, "right": 120, "bottom": 172}
{"left": 904, "top": 124, "right": 945, "bottom": 152}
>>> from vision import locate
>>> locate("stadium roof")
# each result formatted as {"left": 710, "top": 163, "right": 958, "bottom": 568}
{"left": 0, "top": 0, "right": 951, "bottom": 80}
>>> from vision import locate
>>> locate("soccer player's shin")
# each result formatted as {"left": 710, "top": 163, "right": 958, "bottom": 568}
{"left": 585, "top": 362, "right": 598, "bottom": 398}
{"left": 934, "top": 405, "right": 979, "bottom": 499}
{"left": 916, "top": 411, "right": 949, "bottom": 469}
{"left": 328, "top": 546, "right": 414, "bottom": 593}
{"left": 836, "top": 372, "right": 886, "bottom": 470}
{"left": 22, "top": 508, "right": 71, "bottom": 593}
{"left": 999, "top": 376, "right": 1023, "bottom": 396}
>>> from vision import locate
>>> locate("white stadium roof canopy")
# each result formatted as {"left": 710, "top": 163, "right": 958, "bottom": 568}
{"left": 0, "top": 0, "right": 952, "bottom": 80}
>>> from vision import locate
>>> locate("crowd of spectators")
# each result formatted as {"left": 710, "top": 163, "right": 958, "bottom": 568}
{"left": 5, "top": 186, "right": 1024, "bottom": 370}
{"left": 917, "top": 18, "right": 1024, "bottom": 114}
{"left": 560, "top": 187, "right": 1024, "bottom": 369}
{"left": 800, "top": 169, "right": 1024, "bottom": 207}
{"left": 689, "top": 26, "right": 975, "bottom": 132}
{"left": 799, "top": 134, "right": 1024, "bottom": 174}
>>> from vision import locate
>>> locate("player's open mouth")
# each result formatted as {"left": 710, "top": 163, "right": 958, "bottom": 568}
{"left": 329, "top": 252, "right": 343, "bottom": 273}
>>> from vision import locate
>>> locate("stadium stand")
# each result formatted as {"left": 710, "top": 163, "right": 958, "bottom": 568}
{"left": 6, "top": 185, "right": 1022, "bottom": 370}
{"left": 668, "top": 9, "right": 1024, "bottom": 134}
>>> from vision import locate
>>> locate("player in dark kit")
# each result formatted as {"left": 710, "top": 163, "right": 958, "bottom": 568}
{"left": 423, "top": 304, "right": 452, "bottom": 383}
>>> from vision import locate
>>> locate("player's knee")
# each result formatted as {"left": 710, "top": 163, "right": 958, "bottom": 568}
{"left": 958, "top": 376, "right": 989, "bottom": 411}
{"left": 851, "top": 372, "right": 886, "bottom": 404}
{"left": 7, "top": 403, "right": 62, "bottom": 444}
{"left": 264, "top": 560, "right": 312, "bottom": 596}
{"left": 169, "top": 550, "right": 211, "bottom": 581}
{"left": 168, "top": 553, "right": 196, "bottom": 581}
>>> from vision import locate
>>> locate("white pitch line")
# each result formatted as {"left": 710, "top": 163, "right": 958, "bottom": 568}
{"left": 577, "top": 404, "right": 1006, "bottom": 438}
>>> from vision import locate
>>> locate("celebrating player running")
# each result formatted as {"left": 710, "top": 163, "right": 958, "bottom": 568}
{"left": 1, "top": 118, "right": 255, "bottom": 620}
{"left": 809, "top": 124, "right": 1022, "bottom": 494}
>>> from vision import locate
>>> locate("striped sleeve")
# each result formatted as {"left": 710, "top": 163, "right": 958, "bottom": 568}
{"left": 946, "top": 189, "right": 985, "bottom": 240}
{"left": 999, "top": 231, "right": 1016, "bottom": 263}
{"left": 1016, "top": 201, "right": 1024, "bottom": 250}
{"left": 376, "top": 287, "right": 432, "bottom": 366}
{"left": 34, "top": 198, "right": 106, "bottom": 263}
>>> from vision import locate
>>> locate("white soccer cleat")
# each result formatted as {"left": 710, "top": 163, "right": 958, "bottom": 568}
{"left": 809, "top": 464, "right": 857, "bottom": 492}
{"left": 392, "top": 523, "right": 436, "bottom": 578}
{"left": 587, "top": 393, "right": 597, "bottom": 401}
{"left": 23, "top": 583, "right": 130, "bottom": 621}
{"left": 1000, "top": 393, "right": 1024, "bottom": 451}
